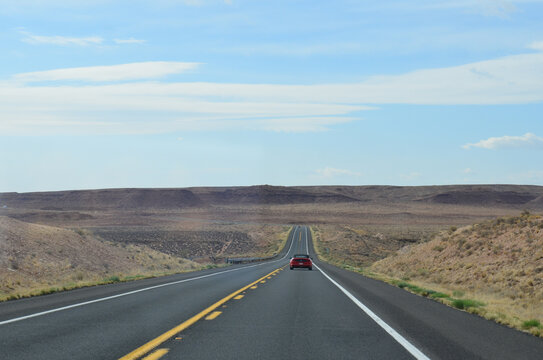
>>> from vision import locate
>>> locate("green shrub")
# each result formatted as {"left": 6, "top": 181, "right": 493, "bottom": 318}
{"left": 522, "top": 319, "right": 541, "bottom": 329}
{"left": 452, "top": 299, "right": 484, "bottom": 310}
{"left": 429, "top": 292, "right": 450, "bottom": 299}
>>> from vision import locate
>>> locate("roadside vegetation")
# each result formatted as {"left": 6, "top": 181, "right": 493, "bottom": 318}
{"left": 0, "top": 215, "right": 204, "bottom": 302}
{"left": 0, "top": 216, "right": 288, "bottom": 302}
{"left": 312, "top": 212, "right": 543, "bottom": 337}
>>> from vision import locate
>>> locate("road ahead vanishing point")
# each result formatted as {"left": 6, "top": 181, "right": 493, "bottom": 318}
{"left": 1, "top": 226, "right": 543, "bottom": 359}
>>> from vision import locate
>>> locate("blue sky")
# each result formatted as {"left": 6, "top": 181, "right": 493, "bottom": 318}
{"left": 1, "top": 0, "right": 543, "bottom": 192}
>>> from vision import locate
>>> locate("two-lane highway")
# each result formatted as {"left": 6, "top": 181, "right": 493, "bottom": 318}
{"left": 2, "top": 226, "right": 543, "bottom": 359}
{"left": 133, "top": 226, "right": 418, "bottom": 360}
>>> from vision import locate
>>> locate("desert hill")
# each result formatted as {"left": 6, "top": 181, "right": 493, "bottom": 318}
{"left": 2, "top": 184, "right": 543, "bottom": 210}
{"left": 0, "top": 188, "right": 203, "bottom": 210}
{"left": 0, "top": 216, "right": 198, "bottom": 300}
{"left": 370, "top": 212, "right": 543, "bottom": 335}
{"left": 2, "top": 184, "right": 543, "bottom": 306}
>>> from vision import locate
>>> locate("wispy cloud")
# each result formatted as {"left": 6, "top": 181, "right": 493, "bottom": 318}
{"left": 20, "top": 30, "right": 146, "bottom": 47}
{"left": 528, "top": 41, "right": 543, "bottom": 51}
{"left": 113, "top": 38, "right": 146, "bottom": 44}
{"left": 463, "top": 133, "right": 543, "bottom": 150}
{"left": 11, "top": 49, "right": 543, "bottom": 103}
{"left": 13, "top": 62, "right": 200, "bottom": 82}
{"left": 42, "top": 50, "right": 541, "bottom": 106}
{"left": 476, "top": 0, "right": 517, "bottom": 18}
{"left": 315, "top": 167, "right": 362, "bottom": 178}
{"left": 0, "top": 81, "right": 368, "bottom": 135}
{"left": 423, "top": 0, "right": 517, "bottom": 17}
{"left": 261, "top": 117, "right": 356, "bottom": 132}
{"left": 21, "top": 32, "right": 103, "bottom": 46}
{"left": 3, "top": 47, "right": 543, "bottom": 135}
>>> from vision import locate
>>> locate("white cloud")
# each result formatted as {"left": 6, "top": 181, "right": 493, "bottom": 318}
{"left": 463, "top": 133, "right": 543, "bottom": 150}
{"left": 315, "top": 167, "right": 362, "bottom": 178}
{"left": 31, "top": 50, "right": 539, "bottom": 106}
{"left": 528, "top": 41, "right": 543, "bottom": 51}
{"left": 463, "top": 168, "right": 474, "bottom": 174}
{"left": 261, "top": 117, "right": 356, "bottom": 132}
{"left": 477, "top": 0, "right": 517, "bottom": 17}
{"left": 20, "top": 30, "right": 147, "bottom": 47}
{"left": 113, "top": 38, "right": 146, "bottom": 44}
{"left": 13, "top": 62, "right": 200, "bottom": 82}
{"left": 3, "top": 47, "right": 543, "bottom": 135}
{"left": 21, "top": 32, "right": 103, "bottom": 46}
{"left": 11, "top": 49, "right": 543, "bottom": 103}
{"left": 0, "top": 82, "right": 369, "bottom": 134}
{"left": 423, "top": 0, "right": 518, "bottom": 17}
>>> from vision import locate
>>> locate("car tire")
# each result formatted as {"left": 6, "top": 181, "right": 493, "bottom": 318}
{"left": 309, "top": 267, "right": 312, "bottom": 271}
{"left": 290, "top": 266, "right": 293, "bottom": 270}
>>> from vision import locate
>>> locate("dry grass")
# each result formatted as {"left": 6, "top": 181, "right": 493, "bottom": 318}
{"left": 0, "top": 216, "right": 203, "bottom": 301}
{"left": 369, "top": 212, "right": 543, "bottom": 336}
{"left": 0, "top": 214, "right": 289, "bottom": 301}
{"left": 311, "top": 224, "right": 439, "bottom": 267}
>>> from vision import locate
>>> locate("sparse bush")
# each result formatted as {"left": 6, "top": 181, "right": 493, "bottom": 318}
{"left": 452, "top": 299, "right": 484, "bottom": 310}
{"left": 522, "top": 319, "right": 541, "bottom": 329}
{"left": 429, "top": 292, "right": 450, "bottom": 299}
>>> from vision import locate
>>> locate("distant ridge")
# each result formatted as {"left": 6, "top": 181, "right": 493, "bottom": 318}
{"left": 417, "top": 189, "right": 538, "bottom": 206}
{"left": 1, "top": 184, "right": 543, "bottom": 210}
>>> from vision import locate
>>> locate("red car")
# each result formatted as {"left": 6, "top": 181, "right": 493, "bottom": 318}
{"left": 290, "top": 254, "right": 312, "bottom": 270}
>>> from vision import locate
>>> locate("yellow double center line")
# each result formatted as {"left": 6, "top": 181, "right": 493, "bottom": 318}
{"left": 119, "top": 266, "right": 284, "bottom": 360}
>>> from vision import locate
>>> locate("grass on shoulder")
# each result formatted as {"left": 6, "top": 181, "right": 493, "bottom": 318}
{"left": 0, "top": 264, "right": 224, "bottom": 303}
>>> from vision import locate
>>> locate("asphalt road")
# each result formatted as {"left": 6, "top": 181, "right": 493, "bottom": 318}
{"left": 1, "top": 226, "right": 542, "bottom": 359}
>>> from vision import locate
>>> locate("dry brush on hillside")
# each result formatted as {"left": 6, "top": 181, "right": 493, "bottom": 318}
{"left": 370, "top": 212, "right": 543, "bottom": 336}
{"left": 0, "top": 216, "right": 202, "bottom": 301}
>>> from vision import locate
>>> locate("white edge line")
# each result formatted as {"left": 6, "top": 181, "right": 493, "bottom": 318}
{"left": 305, "top": 226, "right": 309, "bottom": 254}
{"left": 314, "top": 263, "right": 431, "bottom": 360}
{"left": 0, "top": 226, "right": 299, "bottom": 326}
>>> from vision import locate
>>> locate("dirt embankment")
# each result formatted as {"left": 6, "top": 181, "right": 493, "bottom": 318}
{"left": 370, "top": 212, "right": 543, "bottom": 336}
{"left": 0, "top": 216, "right": 199, "bottom": 301}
